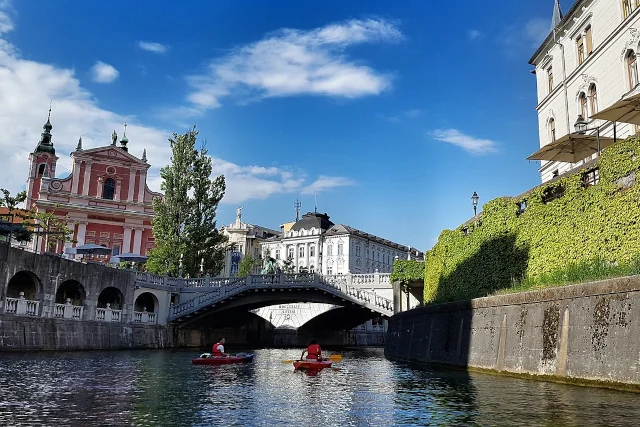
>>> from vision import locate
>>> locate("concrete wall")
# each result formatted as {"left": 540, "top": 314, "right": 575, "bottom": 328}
{"left": 385, "top": 276, "right": 640, "bottom": 390}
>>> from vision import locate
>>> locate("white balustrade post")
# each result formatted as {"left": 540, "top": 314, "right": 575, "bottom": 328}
{"left": 63, "top": 298, "right": 73, "bottom": 319}
{"left": 106, "top": 303, "right": 112, "bottom": 322}
{"left": 346, "top": 274, "right": 353, "bottom": 286}
{"left": 16, "top": 292, "right": 26, "bottom": 315}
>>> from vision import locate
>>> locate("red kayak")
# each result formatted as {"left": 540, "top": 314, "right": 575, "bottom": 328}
{"left": 293, "top": 359, "right": 333, "bottom": 370}
{"left": 192, "top": 352, "right": 254, "bottom": 365}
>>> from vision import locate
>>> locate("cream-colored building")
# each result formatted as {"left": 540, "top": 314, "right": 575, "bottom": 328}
{"left": 218, "top": 207, "right": 281, "bottom": 277}
{"left": 530, "top": 0, "right": 640, "bottom": 182}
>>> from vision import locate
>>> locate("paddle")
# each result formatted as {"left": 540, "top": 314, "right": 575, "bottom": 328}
{"left": 282, "top": 354, "right": 342, "bottom": 363}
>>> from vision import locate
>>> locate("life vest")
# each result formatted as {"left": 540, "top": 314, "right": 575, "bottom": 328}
{"left": 307, "top": 343, "right": 321, "bottom": 359}
{"left": 212, "top": 342, "right": 223, "bottom": 356}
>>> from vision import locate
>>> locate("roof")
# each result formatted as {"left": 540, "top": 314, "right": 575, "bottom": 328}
{"left": 528, "top": 0, "right": 585, "bottom": 65}
{"left": 290, "top": 211, "right": 334, "bottom": 232}
{"left": 325, "top": 224, "right": 424, "bottom": 256}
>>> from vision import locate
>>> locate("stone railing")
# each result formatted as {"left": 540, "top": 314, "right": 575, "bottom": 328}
{"left": 96, "top": 304, "right": 122, "bottom": 322}
{"left": 168, "top": 273, "right": 393, "bottom": 322}
{"left": 4, "top": 296, "right": 40, "bottom": 316}
{"left": 54, "top": 300, "right": 84, "bottom": 320}
{"left": 133, "top": 311, "right": 157, "bottom": 324}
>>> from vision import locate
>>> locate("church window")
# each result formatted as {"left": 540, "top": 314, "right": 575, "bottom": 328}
{"left": 589, "top": 85, "right": 598, "bottom": 115}
{"left": 623, "top": 0, "right": 638, "bottom": 19}
{"left": 102, "top": 178, "right": 115, "bottom": 200}
{"left": 112, "top": 245, "right": 120, "bottom": 256}
{"left": 628, "top": 50, "right": 638, "bottom": 88}
{"left": 37, "top": 164, "right": 46, "bottom": 177}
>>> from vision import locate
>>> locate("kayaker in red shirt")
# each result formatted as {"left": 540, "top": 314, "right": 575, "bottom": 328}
{"left": 300, "top": 338, "right": 323, "bottom": 361}
{"left": 212, "top": 336, "right": 228, "bottom": 357}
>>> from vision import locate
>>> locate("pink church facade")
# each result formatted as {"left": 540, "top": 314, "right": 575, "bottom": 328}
{"left": 24, "top": 115, "right": 162, "bottom": 262}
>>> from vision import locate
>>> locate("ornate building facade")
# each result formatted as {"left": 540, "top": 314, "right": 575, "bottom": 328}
{"left": 260, "top": 211, "right": 424, "bottom": 274}
{"left": 24, "top": 113, "right": 162, "bottom": 260}
{"left": 218, "top": 207, "right": 281, "bottom": 277}
{"left": 530, "top": 0, "right": 640, "bottom": 182}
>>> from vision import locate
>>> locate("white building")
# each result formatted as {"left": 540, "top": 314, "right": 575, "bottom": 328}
{"left": 218, "top": 207, "right": 281, "bottom": 277}
{"left": 260, "top": 211, "right": 424, "bottom": 274}
{"left": 530, "top": 0, "right": 640, "bottom": 182}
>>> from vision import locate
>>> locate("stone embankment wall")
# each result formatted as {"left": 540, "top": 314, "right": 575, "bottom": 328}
{"left": 385, "top": 276, "right": 640, "bottom": 390}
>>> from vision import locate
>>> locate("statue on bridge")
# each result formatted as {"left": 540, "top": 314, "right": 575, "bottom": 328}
{"left": 261, "top": 257, "right": 279, "bottom": 274}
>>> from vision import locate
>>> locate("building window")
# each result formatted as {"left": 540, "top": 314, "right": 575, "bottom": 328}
{"left": 579, "top": 92, "right": 588, "bottom": 118}
{"left": 287, "top": 246, "right": 294, "bottom": 259}
{"left": 309, "top": 265, "right": 315, "bottom": 273}
{"left": 547, "top": 67, "right": 553, "bottom": 93}
{"left": 327, "top": 267, "right": 333, "bottom": 275}
{"left": 338, "top": 244, "right": 343, "bottom": 256}
{"left": 589, "top": 84, "right": 598, "bottom": 115}
{"left": 310, "top": 245, "right": 315, "bottom": 257}
{"left": 37, "top": 164, "right": 46, "bottom": 177}
{"left": 327, "top": 245, "right": 333, "bottom": 256}
{"left": 112, "top": 245, "right": 120, "bottom": 256}
{"left": 102, "top": 178, "right": 115, "bottom": 200}
{"left": 577, "top": 36, "right": 585, "bottom": 65}
{"left": 585, "top": 26, "right": 593, "bottom": 55}
{"left": 549, "top": 118, "right": 556, "bottom": 142}
{"left": 583, "top": 168, "right": 600, "bottom": 187}
{"left": 299, "top": 245, "right": 304, "bottom": 258}
{"left": 628, "top": 50, "right": 638, "bottom": 88}
{"left": 275, "top": 249, "right": 280, "bottom": 260}
{"left": 623, "top": 0, "right": 638, "bottom": 19}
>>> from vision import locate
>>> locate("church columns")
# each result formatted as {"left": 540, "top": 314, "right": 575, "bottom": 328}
{"left": 96, "top": 176, "right": 104, "bottom": 198}
{"left": 137, "top": 171, "right": 146, "bottom": 202}
{"left": 82, "top": 161, "right": 92, "bottom": 196}
{"left": 71, "top": 159, "right": 81, "bottom": 194}
{"left": 123, "top": 227, "right": 132, "bottom": 254}
{"left": 114, "top": 178, "right": 123, "bottom": 201}
{"left": 128, "top": 170, "right": 136, "bottom": 202}
{"left": 132, "top": 227, "right": 143, "bottom": 255}
{"left": 76, "top": 222, "right": 87, "bottom": 246}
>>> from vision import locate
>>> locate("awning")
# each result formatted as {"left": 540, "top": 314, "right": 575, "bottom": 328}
{"left": 591, "top": 92, "right": 640, "bottom": 125}
{"left": 110, "top": 252, "right": 149, "bottom": 263}
{"left": 65, "top": 243, "right": 112, "bottom": 255}
{"left": 526, "top": 133, "right": 615, "bottom": 163}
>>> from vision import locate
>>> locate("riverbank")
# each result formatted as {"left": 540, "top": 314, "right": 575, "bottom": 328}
{"left": 384, "top": 274, "right": 640, "bottom": 392}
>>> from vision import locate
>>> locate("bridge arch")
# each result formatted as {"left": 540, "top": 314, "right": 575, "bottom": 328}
{"left": 134, "top": 292, "right": 158, "bottom": 313}
{"left": 97, "top": 286, "right": 124, "bottom": 310}
{"left": 55, "top": 280, "right": 86, "bottom": 306}
{"left": 6, "top": 270, "right": 42, "bottom": 301}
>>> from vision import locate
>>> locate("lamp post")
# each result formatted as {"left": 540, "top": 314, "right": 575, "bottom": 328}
{"left": 471, "top": 191, "right": 479, "bottom": 217}
{"left": 574, "top": 114, "right": 601, "bottom": 155}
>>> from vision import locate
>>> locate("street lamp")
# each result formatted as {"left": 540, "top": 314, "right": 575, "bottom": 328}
{"left": 574, "top": 114, "right": 601, "bottom": 155}
{"left": 471, "top": 191, "right": 479, "bottom": 216}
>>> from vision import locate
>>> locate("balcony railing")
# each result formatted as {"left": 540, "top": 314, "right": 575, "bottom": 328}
{"left": 4, "top": 296, "right": 40, "bottom": 316}
{"left": 96, "top": 304, "right": 122, "bottom": 322}
{"left": 133, "top": 311, "right": 157, "bottom": 324}
{"left": 54, "top": 299, "right": 84, "bottom": 320}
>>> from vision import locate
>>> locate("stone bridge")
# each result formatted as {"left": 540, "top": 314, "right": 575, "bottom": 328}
{"left": 134, "top": 272, "right": 394, "bottom": 326}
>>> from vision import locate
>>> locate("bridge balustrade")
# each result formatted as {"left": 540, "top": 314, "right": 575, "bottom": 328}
{"left": 4, "top": 295, "right": 40, "bottom": 317}
{"left": 54, "top": 299, "right": 84, "bottom": 320}
{"left": 95, "top": 304, "right": 122, "bottom": 322}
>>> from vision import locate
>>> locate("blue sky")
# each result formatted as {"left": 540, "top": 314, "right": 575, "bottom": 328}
{"left": 0, "top": 0, "right": 565, "bottom": 251}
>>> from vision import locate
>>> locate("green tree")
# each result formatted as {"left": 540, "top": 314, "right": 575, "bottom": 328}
{"left": 282, "top": 256, "right": 296, "bottom": 274}
{"left": 147, "top": 126, "right": 229, "bottom": 277}
{"left": 0, "top": 189, "right": 31, "bottom": 243}
{"left": 236, "top": 255, "right": 257, "bottom": 277}
{"left": 24, "top": 204, "right": 76, "bottom": 252}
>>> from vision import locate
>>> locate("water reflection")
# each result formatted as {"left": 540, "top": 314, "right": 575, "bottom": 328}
{"left": 0, "top": 348, "right": 638, "bottom": 426}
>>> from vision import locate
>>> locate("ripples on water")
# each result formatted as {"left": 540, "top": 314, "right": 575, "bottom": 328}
{"left": 0, "top": 348, "right": 638, "bottom": 426}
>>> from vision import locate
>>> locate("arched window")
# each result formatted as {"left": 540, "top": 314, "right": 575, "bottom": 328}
{"left": 37, "top": 164, "right": 46, "bottom": 177}
{"left": 102, "top": 178, "right": 115, "bottom": 200}
{"left": 549, "top": 118, "right": 556, "bottom": 142}
{"left": 627, "top": 50, "right": 638, "bottom": 88}
{"left": 579, "top": 92, "right": 588, "bottom": 118}
{"left": 589, "top": 84, "right": 598, "bottom": 115}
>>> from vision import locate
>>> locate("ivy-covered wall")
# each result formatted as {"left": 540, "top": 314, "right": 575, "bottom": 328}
{"left": 424, "top": 136, "right": 640, "bottom": 304}
{"left": 390, "top": 260, "right": 424, "bottom": 284}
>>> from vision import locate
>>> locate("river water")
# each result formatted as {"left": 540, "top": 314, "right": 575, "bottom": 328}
{"left": 0, "top": 347, "right": 637, "bottom": 426}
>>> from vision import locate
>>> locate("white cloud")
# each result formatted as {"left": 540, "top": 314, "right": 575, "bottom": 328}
{"left": 0, "top": 6, "right": 353, "bottom": 206}
{"left": 524, "top": 18, "right": 550, "bottom": 48}
{"left": 429, "top": 129, "right": 498, "bottom": 155}
{"left": 301, "top": 176, "right": 355, "bottom": 194}
{"left": 468, "top": 29, "right": 482, "bottom": 40}
{"left": 91, "top": 61, "right": 119, "bottom": 83}
{"left": 137, "top": 41, "right": 169, "bottom": 54}
{"left": 184, "top": 18, "right": 402, "bottom": 111}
